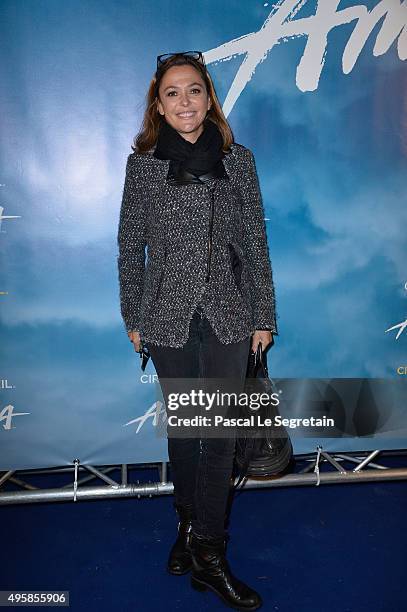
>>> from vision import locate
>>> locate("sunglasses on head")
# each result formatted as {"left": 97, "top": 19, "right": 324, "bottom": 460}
{"left": 156, "top": 50, "right": 205, "bottom": 70}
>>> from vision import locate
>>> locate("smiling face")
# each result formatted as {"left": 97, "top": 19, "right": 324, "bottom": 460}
{"left": 156, "top": 64, "right": 212, "bottom": 143}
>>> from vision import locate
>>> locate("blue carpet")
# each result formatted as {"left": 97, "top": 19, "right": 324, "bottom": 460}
{"left": 1, "top": 458, "right": 406, "bottom": 612}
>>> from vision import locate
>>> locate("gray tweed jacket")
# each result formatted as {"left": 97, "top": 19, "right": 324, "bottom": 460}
{"left": 117, "top": 142, "right": 278, "bottom": 348}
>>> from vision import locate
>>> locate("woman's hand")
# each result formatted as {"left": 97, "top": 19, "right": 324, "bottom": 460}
{"left": 127, "top": 330, "right": 143, "bottom": 352}
{"left": 251, "top": 330, "right": 273, "bottom": 353}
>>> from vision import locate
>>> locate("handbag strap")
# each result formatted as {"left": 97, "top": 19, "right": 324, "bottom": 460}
{"left": 232, "top": 343, "right": 270, "bottom": 493}
{"left": 232, "top": 437, "right": 256, "bottom": 491}
{"left": 256, "top": 342, "right": 269, "bottom": 377}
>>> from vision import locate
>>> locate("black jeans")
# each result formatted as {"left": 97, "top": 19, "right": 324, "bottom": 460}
{"left": 146, "top": 305, "right": 251, "bottom": 538}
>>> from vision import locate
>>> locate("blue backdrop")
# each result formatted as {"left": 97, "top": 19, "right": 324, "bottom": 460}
{"left": 1, "top": 0, "right": 406, "bottom": 470}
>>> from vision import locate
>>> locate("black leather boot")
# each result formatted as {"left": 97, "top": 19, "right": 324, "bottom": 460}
{"left": 189, "top": 532, "right": 262, "bottom": 610}
{"left": 167, "top": 503, "right": 195, "bottom": 575}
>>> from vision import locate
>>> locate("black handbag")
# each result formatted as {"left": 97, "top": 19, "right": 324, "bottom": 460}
{"left": 233, "top": 342, "right": 294, "bottom": 490}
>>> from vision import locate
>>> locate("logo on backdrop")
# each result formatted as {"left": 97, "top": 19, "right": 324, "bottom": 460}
{"left": 386, "top": 281, "right": 407, "bottom": 341}
{"left": 124, "top": 402, "right": 166, "bottom": 433}
{"left": 0, "top": 380, "right": 14, "bottom": 389}
{"left": 0, "top": 205, "right": 21, "bottom": 234}
{"left": 205, "top": 0, "right": 407, "bottom": 115}
{"left": 386, "top": 317, "right": 407, "bottom": 340}
{"left": 0, "top": 203, "right": 21, "bottom": 296}
{"left": 387, "top": 281, "right": 407, "bottom": 375}
{"left": 0, "top": 405, "right": 30, "bottom": 430}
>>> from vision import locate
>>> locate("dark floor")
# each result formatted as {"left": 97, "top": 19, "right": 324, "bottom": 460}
{"left": 1, "top": 455, "right": 407, "bottom": 612}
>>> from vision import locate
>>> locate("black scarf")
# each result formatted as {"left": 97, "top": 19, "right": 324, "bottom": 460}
{"left": 153, "top": 115, "right": 225, "bottom": 177}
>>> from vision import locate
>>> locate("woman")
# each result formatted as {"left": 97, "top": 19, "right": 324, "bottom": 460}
{"left": 117, "top": 51, "right": 278, "bottom": 611}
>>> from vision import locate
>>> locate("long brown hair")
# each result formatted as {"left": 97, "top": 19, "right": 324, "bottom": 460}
{"left": 133, "top": 54, "right": 234, "bottom": 154}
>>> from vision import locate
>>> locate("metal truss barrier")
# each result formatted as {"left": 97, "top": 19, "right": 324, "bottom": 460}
{"left": 1, "top": 447, "right": 406, "bottom": 506}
